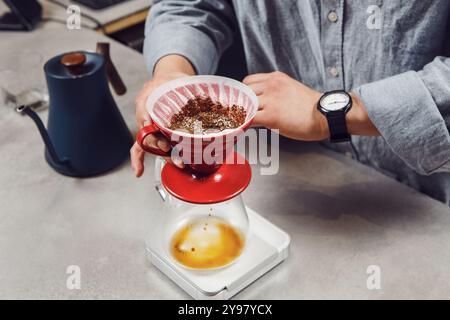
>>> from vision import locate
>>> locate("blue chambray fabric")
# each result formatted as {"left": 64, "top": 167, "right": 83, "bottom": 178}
{"left": 144, "top": 0, "right": 450, "bottom": 204}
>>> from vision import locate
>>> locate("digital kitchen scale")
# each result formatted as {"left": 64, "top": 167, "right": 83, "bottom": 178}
{"left": 146, "top": 207, "right": 290, "bottom": 300}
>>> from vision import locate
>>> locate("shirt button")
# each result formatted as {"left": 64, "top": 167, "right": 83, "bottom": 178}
{"left": 327, "top": 11, "right": 338, "bottom": 23}
{"left": 329, "top": 67, "right": 339, "bottom": 77}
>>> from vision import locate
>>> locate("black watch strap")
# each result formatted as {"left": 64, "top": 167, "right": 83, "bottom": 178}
{"left": 326, "top": 111, "right": 351, "bottom": 143}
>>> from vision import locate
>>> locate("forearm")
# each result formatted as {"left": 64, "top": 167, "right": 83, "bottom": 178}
{"left": 144, "top": 0, "right": 235, "bottom": 76}
{"left": 153, "top": 55, "right": 196, "bottom": 78}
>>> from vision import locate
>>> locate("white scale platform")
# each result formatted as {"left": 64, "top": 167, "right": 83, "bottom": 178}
{"left": 146, "top": 207, "right": 290, "bottom": 300}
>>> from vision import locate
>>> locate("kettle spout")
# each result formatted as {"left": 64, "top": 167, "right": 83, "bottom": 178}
{"left": 16, "top": 105, "right": 70, "bottom": 167}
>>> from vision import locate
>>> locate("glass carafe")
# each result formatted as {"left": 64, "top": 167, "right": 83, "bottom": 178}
{"left": 148, "top": 157, "right": 250, "bottom": 270}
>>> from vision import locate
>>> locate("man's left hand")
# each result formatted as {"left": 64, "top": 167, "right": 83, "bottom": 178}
{"left": 243, "top": 71, "right": 328, "bottom": 141}
{"left": 244, "top": 71, "right": 380, "bottom": 140}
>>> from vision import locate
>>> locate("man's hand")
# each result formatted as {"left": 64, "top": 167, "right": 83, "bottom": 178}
{"left": 243, "top": 71, "right": 327, "bottom": 141}
{"left": 130, "top": 55, "right": 196, "bottom": 177}
{"left": 243, "top": 71, "right": 379, "bottom": 140}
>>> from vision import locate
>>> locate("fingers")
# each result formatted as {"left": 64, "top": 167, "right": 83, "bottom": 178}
{"left": 130, "top": 133, "right": 185, "bottom": 177}
{"left": 144, "top": 132, "right": 171, "bottom": 152}
{"left": 154, "top": 135, "right": 173, "bottom": 157}
{"left": 130, "top": 133, "right": 169, "bottom": 177}
{"left": 157, "top": 138, "right": 171, "bottom": 153}
{"left": 243, "top": 73, "right": 271, "bottom": 85}
{"left": 246, "top": 82, "right": 267, "bottom": 96}
{"left": 130, "top": 142, "right": 145, "bottom": 177}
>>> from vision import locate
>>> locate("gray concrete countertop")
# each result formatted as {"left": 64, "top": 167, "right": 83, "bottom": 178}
{"left": 1, "top": 23, "right": 450, "bottom": 300}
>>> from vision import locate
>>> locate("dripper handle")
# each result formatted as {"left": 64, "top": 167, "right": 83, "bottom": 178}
{"left": 136, "top": 124, "right": 172, "bottom": 157}
{"left": 96, "top": 42, "right": 127, "bottom": 96}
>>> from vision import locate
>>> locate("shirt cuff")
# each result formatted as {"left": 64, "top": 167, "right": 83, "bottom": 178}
{"left": 353, "top": 71, "right": 450, "bottom": 175}
{"left": 143, "top": 23, "right": 219, "bottom": 76}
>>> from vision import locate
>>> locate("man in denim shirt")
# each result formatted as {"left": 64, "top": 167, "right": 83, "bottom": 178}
{"left": 130, "top": 0, "right": 450, "bottom": 204}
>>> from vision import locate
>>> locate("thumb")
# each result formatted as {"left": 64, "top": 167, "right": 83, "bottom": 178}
{"left": 135, "top": 89, "right": 152, "bottom": 129}
{"left": 137, "top": 102, "right": 151, "bottom": 129}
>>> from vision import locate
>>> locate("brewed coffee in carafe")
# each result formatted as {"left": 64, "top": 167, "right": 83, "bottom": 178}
{"left": 150, "top": 155, "right": 251, "bottom": 270}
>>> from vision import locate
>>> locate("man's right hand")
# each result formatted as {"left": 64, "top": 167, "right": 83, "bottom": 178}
{"left": 130, "top": 55, "right": 196, "bottom": 177}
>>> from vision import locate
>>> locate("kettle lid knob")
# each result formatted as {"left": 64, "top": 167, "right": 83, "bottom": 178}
{"left": 60, "top": 53, "right": 86, "bottom": 74}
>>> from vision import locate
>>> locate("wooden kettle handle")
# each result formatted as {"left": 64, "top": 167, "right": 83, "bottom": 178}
{"left": 96, "top": 42, "right": 127, "bottom": 96}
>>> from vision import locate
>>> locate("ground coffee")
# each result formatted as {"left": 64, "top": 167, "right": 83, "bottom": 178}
{"left": 169, "top": 96, "right": 246, "bottom": 134}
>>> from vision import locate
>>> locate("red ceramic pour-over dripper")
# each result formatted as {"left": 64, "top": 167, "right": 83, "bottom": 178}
{"left": 136, "top": 76, "right": 259, "bottom": 175}
{"left": 136, "top": 76, "right": 258, "bottom": 204}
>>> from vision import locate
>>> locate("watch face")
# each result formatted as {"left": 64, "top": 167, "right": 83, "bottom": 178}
{"left": 320, "top": 92, "right": 350, "bottom": 111}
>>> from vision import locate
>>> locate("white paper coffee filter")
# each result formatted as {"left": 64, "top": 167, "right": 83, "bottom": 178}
{"left": 146, "top": 76, "right": 259, "bottom": 138}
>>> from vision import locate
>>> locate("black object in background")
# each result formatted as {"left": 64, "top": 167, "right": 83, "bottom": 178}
{"left": 215, "top": 27, "right": 248, "bottom": 81}
{"left": 0, "top": 0, "right": 42, "bottom": 31}
{"left": 72, "top": 0, "right": 131, "bottom": 10}
{"left": 110, "top": 22, "right": 145, "bottom": 52}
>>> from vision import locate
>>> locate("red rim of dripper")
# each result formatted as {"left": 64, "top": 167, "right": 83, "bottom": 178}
{"left": 161, "top": 152, "right": 251, "bottom": 204}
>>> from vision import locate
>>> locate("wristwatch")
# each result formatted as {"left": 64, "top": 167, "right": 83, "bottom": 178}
{"left": 317, "top": 90, "right": 352, "bottom": 143}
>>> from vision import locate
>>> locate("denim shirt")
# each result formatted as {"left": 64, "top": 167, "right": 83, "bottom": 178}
{"left": 143, "top": 0, "right": 450, "bottom": 204}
